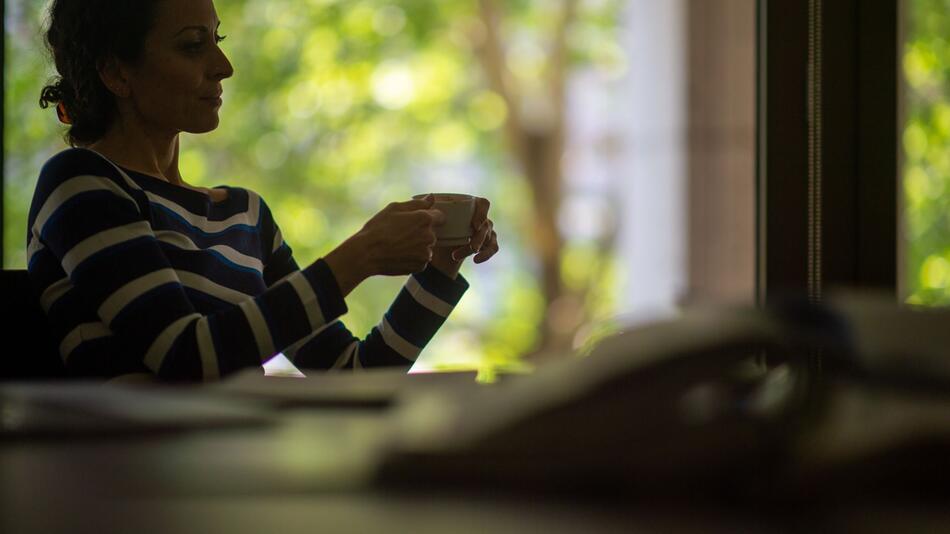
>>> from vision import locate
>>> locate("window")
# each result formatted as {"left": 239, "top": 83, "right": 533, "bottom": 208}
{"left": 902, "top": 0, "right": 950, "bottom": 305}
{"left": 3, "top": 0, "right": 755, "bottom": 372}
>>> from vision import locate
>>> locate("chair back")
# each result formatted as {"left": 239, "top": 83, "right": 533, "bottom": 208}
{"left": 1, "top": 269, "right": 66, "bottom": 380}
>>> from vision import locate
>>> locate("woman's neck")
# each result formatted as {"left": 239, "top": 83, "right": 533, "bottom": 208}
{"left": 89, "top": 120, "right": 183, "bottom": 186}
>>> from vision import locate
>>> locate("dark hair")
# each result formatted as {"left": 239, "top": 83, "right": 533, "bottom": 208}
{"left": 39, "top": 0, "right": 162, "bottom": 146}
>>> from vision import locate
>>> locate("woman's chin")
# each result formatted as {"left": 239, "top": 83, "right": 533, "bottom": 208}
{"left": 184, "top": 117, "right": 221, "bottom": 134}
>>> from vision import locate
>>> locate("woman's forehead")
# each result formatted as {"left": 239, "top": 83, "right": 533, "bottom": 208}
{"left": 152, "top": 0, "right": 220, "bottom": 35}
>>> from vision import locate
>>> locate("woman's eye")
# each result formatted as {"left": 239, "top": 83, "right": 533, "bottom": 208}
{"left": 181, "top": 33, "right": 225, "bottom": 54}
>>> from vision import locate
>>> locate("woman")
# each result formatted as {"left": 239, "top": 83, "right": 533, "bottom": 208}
{"left": 27, "top": 0, "right": 498, "bottom": 380}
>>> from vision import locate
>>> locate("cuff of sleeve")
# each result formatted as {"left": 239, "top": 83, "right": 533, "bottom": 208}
{"left": 303, "top": 259, "right": 348, "bottom": 320}
{"left": 413, "top": 264, "right": 469, "bottom": 305}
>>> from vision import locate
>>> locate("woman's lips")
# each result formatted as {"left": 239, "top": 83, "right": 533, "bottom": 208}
{"left": 201, "top": 96, "right": 223, "bottom": 107}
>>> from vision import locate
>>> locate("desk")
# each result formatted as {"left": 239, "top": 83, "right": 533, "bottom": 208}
{"left": 1, "top": 411, "right": 775, "bottom": 533}
{"left": 0, "top": 394, "right": 672, "bottom": 533}
{"left": 3, "top": 373, "right": 950, "bottom": 533}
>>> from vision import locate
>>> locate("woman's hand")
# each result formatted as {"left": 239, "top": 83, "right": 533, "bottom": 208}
{"left": 428, "top": 197, "right": 499, "bottom": 279}
{"left": 325, "top": 197, "right": 445, "bottom": 295}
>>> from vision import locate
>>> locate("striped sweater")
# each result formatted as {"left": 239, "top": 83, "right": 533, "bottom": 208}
{"left": 26, "top": 147, "right": 468, "bottom": 381}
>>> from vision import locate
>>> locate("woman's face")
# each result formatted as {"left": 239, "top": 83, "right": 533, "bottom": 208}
{"left": 119, "top": 0, "right": 234, "bottom": 135}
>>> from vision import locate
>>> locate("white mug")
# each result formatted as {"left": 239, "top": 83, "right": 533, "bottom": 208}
{"left": 413, "top": 193, "right": 476, "bottom": 246}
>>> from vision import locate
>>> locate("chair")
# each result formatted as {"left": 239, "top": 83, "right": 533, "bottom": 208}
{"left": 1, "top": 269, "right": 66, "bottom": 380}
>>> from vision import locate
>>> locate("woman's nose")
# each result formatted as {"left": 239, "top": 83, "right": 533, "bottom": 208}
{"left": 211, "top": 45, "right": 234, "bottom": 81}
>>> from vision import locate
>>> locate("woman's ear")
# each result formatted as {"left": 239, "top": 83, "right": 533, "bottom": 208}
{"left": 97, "top": 57, "right": 131, "bottom": 99}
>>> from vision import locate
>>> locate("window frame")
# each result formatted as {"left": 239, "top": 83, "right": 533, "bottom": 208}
{"left": 1, "top": 0, "right": 6, "bottom": 268}
{"left": 756, "top": 0, "right": 898, "bottom": 304}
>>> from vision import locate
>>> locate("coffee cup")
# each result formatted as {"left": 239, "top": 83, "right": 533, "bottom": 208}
{"left": 413, "top": 193, "right": 476, "bottom": 246}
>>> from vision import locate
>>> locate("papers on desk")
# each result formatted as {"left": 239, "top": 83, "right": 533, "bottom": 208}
{"left": 0, "top": 369, "right": 483, "bottom": 439}
{"left": 0, "top": 383, "right": 273, "bottom": 438}
{"left": 212, "top": 367, "right": 480, "bottom": 409}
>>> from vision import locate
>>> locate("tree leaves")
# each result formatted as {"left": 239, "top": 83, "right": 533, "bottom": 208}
{"left": 905, "top": 0, "right": 950, "bottom": 305}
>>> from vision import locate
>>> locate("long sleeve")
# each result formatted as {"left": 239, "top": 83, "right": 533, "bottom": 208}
{"left": 260, "top": 211, "right": 469, "bottom": 371}
{"left": 27, "top": 149, "right": 347, "bottom": 381}
{"left": 291, "top": 265, "right": 469, "bottom": 370}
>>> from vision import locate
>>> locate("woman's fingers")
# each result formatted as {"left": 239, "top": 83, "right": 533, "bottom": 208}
{"left": 391, "top": 194, "right": 435, "bottom": 213}
{"left": 473, "top": 230, "right": 499, "bottom": 264}
{"left": 450, "top": 245, "right": 469, "bottom": 262}
{"left": 470, "top": 197, "right": 490, "bottom": 230}
{"left": 450, "top": 229, "right": 498, "bottom": 264}
{"left": 363, "top": 194, "right": 459, "bottom": 276}
{"left": 470, "top": 219, "right": 492, "bottom": 251}
{"left": 449, "top": 218, "right": 494, "bottom": 261}
{"left": 417, "top": 209, "right": 446, "bottom": 227}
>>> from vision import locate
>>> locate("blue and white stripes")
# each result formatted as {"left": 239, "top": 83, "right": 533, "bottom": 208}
{"left": 27, "top": 147, "right": 468, "bottom": 380}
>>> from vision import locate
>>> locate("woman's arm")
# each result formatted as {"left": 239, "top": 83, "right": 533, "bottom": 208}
{"left": 260, "top": 208, "right": 466, "bottom": 370}
{"left": 323, "top": 237, "right": 370, "bottom": 297}
{"left": 289, "top": 197, "right": 498, "bottom": 371}
{"left": 290, "top": 264, "right": 469, "bottom": 370}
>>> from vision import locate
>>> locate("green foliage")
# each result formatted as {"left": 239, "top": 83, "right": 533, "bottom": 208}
{"left": 904, "top": 0, "right": 950, "bottom": 304}
{"left": 4, "top": 0, "right": 622, "bottom": 370}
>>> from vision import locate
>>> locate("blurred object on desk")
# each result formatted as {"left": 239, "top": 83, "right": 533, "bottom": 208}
{"left": 825, "top": 291, "right": 950, "bottom": 389}
{"left": 377, "top": 307, "right": 792, "bottom": 496}
{"left": 376, "top": 298, "right": 950, "bottom": 505}
{"left": 213, "top": 367, "right": 484, "bottom": 409}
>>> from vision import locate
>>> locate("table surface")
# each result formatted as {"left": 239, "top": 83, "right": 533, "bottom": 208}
{"left": 3, "top": 372, "right": 950, "bottom": 533}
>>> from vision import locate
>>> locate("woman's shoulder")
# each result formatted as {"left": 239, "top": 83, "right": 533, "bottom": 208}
{"left": 40, "top": 147, "right": 119, "bottom": 179}
{"left": 230, "top": 188, "right": 282, "bottom": 237}
{"left": 36, "top": 147, "right": 132, "bottom": 194}
{"left": 37, "top": 147, "right": 148, "bottom": 203}
{"left": 230, "top": 187, "right": 274, "bottom": 216}
{"left": 27, "top": 148, "right": 140, "bottom": 236}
